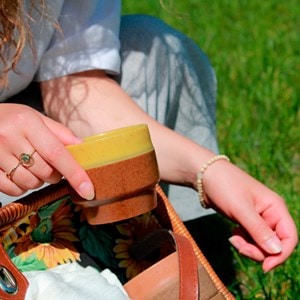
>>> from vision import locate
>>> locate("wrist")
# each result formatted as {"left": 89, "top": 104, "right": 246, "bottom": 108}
{"left": 197, "top": 155, "right": 230, "bottom": 208}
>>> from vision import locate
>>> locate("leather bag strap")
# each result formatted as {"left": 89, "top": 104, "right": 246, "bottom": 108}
{"left": 124, "top": 230, "right": 199, "bottom": 300}
{"left": 173, "top": 232, "right": 199, "bottom": 300}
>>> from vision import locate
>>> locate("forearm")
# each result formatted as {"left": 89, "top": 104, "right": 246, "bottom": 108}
{"left": 41, "top": 70, "right": 215, "bottom": 188}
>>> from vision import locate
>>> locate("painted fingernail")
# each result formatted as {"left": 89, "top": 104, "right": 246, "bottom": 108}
{"left": 264, "top": 236, "right": 282, "bottom": 254}
{"left": 79, "top": 181, "right": 95, "bottom": 200}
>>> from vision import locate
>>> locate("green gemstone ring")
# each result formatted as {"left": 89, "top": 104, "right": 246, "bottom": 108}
{"left": 5, "top": 150, "right": 36, "bottom": 180}
{"left": 20, "top": 150, "right": 36, "bottom": 167}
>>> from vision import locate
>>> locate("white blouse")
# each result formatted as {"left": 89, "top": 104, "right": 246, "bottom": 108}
{"left": 0, "top": 0, "right": 121, "bottom": 101}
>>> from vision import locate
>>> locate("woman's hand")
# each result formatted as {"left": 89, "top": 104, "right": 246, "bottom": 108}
{"left": 203, "top": 160, "right": 298, "bottom": 272}
{"left": 0, "top": 103, "right": 94, "bottom": 200}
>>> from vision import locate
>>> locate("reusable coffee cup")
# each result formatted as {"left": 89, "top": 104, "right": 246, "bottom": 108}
{"left": 67, "top": 124, "right": 160, "bottom": 225}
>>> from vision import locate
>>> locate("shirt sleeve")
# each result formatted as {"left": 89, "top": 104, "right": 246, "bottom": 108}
{"left": 36, "top": 0, "right": 121, "bottom": 81}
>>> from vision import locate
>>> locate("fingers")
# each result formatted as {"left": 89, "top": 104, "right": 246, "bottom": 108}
{"left": 22, "top": 150, "right": 62, "bottom": 184}
{"left": 229, "top": 229, "right": 298, "bottom": 273}
{"left": 0, "top": 146, "right": 39, "bottom": 195}
{"left": 229, "top": 227, "right": 266, "bottom": 262}
{"left": 24, "top": 119, "right": 95, "bottom": 200}
{"left": 261, "top": 215, "right": 298, "bottom": 272}
{"left": 242, "top": 214, "right": 283, "bottom": 255}
{"left": 7, "top": 151, "right": 62, "bottom": 186}
{"left": 40, "top": 114, "right": 83, "bottom": 144}
{"left": 1, "top": 134, "right": 94, "bottom": 200}
{"left": 229, "top": 235, "right": 265, "bottom": 261}
{"left": 0, "top": 105, "right": 94, "bottom": 200}
{"left": 229, "top": 205, "right": 298, "bottom": 272}
{"left": 0, "top": 171, "right": 25, "bottom": 196}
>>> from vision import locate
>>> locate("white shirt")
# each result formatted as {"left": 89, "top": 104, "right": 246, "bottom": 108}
{"left": 0, "top": 0, "right": 121, "bottom": 101}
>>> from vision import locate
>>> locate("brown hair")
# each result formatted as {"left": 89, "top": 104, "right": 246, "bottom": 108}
{"left": 0, "top": 0, "right": 56, "bottom": 87}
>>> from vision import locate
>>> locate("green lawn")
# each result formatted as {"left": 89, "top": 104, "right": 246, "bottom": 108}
{"left": 122, "top": 1, "right": 299, "bottom": 299}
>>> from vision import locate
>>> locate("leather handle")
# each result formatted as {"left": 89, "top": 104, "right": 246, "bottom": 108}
{"left": 0, "top": 244, "right": 28, "bottom": 300}
{"left": 124, "top": 230, "right": 199, "bottom": 300}
{"left": 172, "top": 232, "right": 199, "bottom": 300}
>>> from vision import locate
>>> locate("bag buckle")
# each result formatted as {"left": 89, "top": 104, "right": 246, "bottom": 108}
{"left": 0, "top": 266, "right": 18, "bottom": 294}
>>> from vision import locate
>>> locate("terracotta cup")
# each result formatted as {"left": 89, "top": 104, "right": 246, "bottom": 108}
{"left": 66, "top": 124, "right": 160, "bottom": 225}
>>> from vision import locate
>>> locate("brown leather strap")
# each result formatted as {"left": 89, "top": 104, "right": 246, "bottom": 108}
{"left": 173, "top": 232, "right": 199, "bottom": 300}
{"left": 0, "top": 244, "right": 28, "bottom": 300}
{"left": 125, "top": 230, "right": 199, "bottom": 300}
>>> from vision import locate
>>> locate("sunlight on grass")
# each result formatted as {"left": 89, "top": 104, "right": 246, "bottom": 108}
{"left": 122, "top": 1, "right": 299, "bottom": 299}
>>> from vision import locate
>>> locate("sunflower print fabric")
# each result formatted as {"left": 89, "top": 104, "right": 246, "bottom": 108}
{"left": 0, "top": 195, "right": 174, "bottom": 284}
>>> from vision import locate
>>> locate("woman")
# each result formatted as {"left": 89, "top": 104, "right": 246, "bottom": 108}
{"left": 0, "top": 0, "right": 297, "bottom": 275}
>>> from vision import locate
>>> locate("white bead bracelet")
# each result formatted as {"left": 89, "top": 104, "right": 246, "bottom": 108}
{"left": 197, "top": 155, "right": 230, "bottom": 208}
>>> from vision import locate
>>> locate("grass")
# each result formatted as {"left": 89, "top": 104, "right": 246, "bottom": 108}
{"left": 122, "top": 1, "right": 299, "bottom": 299}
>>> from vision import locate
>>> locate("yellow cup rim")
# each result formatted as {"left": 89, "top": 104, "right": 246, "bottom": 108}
{"left": 67, "top": 124, "right": 154, "bottom": 169}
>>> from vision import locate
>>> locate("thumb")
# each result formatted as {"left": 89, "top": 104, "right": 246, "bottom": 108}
{"left": 239, "top": 210, "right": 282, "bottom": 255}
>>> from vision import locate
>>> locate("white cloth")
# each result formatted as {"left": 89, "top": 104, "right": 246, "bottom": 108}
{"left": 0, "top": 0, "right": 121, "bottom": 101}
{"left": 24, "top": 263, "right": 129, "bottom": 300}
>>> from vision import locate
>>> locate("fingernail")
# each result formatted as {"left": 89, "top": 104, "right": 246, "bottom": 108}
{"left": 228, "top": 236, "right": 240, "bottom": 250}
{"left": 264, "top": 236, "right": 282, "bottom": 254}
{"left": 79, "top": 181, "right": 95, "bottom": 200}
{"left": 229, "top": 237, "right": 252, "bottom": 258}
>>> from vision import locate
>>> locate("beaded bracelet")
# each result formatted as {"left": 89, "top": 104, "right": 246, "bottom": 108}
{"left": 197, "top": 155, "right": 230, "bottom": 208}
